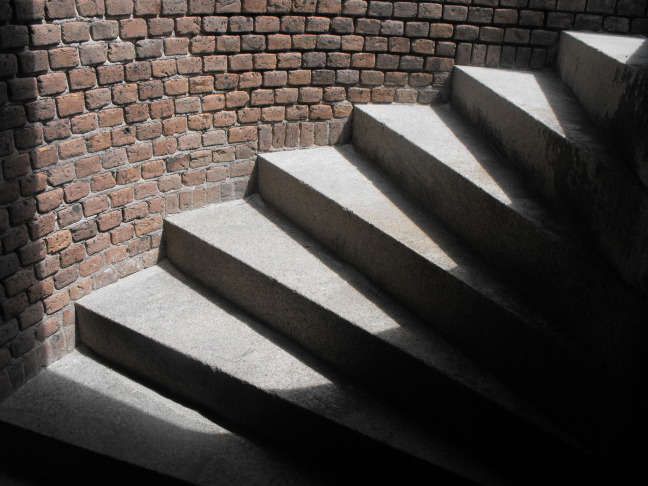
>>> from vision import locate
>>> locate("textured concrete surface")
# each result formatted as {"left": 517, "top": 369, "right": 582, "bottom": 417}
{"left": 77, "top": 262, "right": 501, "bottom": 485}
{"left": 0, "top": 347, "right": 323, "bottom": 486}
{"left": 352, "top": 102, "right": 648, "bottom": 458}
{"left": 452, "top": 65, "right": 648, "bottom": 298}
{"left": 558, "top": 31, "right": 648, "bottom": 187}
{"left": 165, "top": 196, "right": 589, "bottom": 479}
{"left": 257, "top": 144, "right": 599, "bottom": 433}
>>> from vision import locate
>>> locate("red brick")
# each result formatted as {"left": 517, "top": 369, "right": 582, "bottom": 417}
{"left": 182, "top": 169, "right": 206, "bottom": 186}
{"left": 203, "top": 55, "right": 227, "bottom": 73}
{"left": 63, "top": 181, "right": 90, "bottom": 202}
{"left": 105, "top": 245, "right": 128, "bottom": 264}
{"left": 158, "top": 174, "right": 182, "bottom": 192}
{"left": 229, "top": 126, "right": 257, "bottom": 143}
{"left": 27, "top": 277, "right": 55, "bottom": 304}
{"left": 231, "top": 159, "right": 254, "bottom": 177}
{"left": 83, "top": 194, "right": 109, "bottom": 216}
{"left": 153, "top": 137, "right": 177, "bottom": 156}
{"left": 98, "top": 108, "right": 124, "bottom": 127}
{"left": 68, "top": 68, "right": 97, "bottom": 90}
{"left": 45, "top": 230, "right": 72, "bottom": 253}
{"left": 69, "top": 279, "right": 92, "bottom": 301}
{"left": 125, "top": 61, "right": 152, "bottom": 82}
{"left": 188, "top": 113, "right": 213, "bottom": 130}
{"left": 213, "top": 111, "right": 237, "bottom": 127}
{"left": 112, "top": 126, "right": 137, "bottom": 146}
{"left": 238, "top": 73, "right": 263, "bottom": 90}
{"left": 148, "top": 197, "right": 164, "bottom": 214}
{"left": 124, "top": 201, "right": 148, "bottom": 221}
{"left": 112, "top": 83, "right": 138, "bottom": 105}
{"left": 75, "top": 156, "right": 101, "bottom": 178}
{"left": 134, "top": 216, "right": 162, "bottom": 236}
{"left": 110, "top": 224, "right": 134, "bottom": 244}
{"left": 42, "top": 119, "right": 71, "bottom": 143}
{"left": 202, "top": 94, "right": 225, "bottom": 111}
{"left": 97, "top": 210, "right": 123, "bottom": 231}
{"left": 30, "top": 24, "right": 61, "bottom": 46}
{"left": 71, "top": 113, "right": 98, "bottom": 134}
{"left": 120, "top": 18, "right": 147, "bottom": 39}
{"left": 250, "top": 88, "right": 274, "bottom": 105}
{"left": 162, "top": 116, "right": 187, "bottom": 135}
{"left": 85, "top": 88, "right": 112, "bottom": 110}
{"left": 98, "top": 65, "right": 124, "bottom": 86}
{"left": 58, "top": 138, "right": 86, "bottom": 159}
{"left": 62, "top": 21, "right": 90, "bottom": 42}
{"left": 70, "top": 221, "right": 97, "bottom": 242}
{"left": 36, "top": 189, "right": 64, "bottom": 212}
{"left": 86, "top": 132, "right": 112, "bottom": 153}
{"left": 49, "top": 47, "right": 79, "bottom": 69}
{"left": 116, "top": 166, "right": 141, "bottom": 185}
{"left": 86, "top": 233, "right": 111, "bottom": 255}
{"left": 133, "top": 180, "right": 156, "bottom": 199}
{"left": 57, "top": 204, "right": 83, "bottom": 228}
{"left": 262, "top": 106, "right": 285, "bottom": 121}
{"left": 36, "top": 317, "right": 61, "bottom": 341}
{"left": 44, "top": 290, "right": 70, "bottom": 314}
{"left": 166, "top": 153, "right": 190, "bottom": 172}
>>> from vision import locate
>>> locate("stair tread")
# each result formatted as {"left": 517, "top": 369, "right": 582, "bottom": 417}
{"left": 0, "top": 347, "right": 323, "bottom": 486}
{"left": 78, "top": 262, "right": 502, "bottom": 484}
{"left": 354, "top": 103, "right": 567, "bottom": 235}
{"left": 259, "top": 144, "right": 569, "bottom": 346}
{"left": 455, "top": 66, "right": 624, "bottom": 165}
{"left": 167, "top": 195, "right": 556, "bottom": 416}
{"left": 564, "top": 31, "right": 648, "bottom": 67}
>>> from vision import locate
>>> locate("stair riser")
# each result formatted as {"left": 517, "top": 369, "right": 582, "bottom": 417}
{"left": 451, "top": 67, "right": 648, "bottom": 296}
{"left": 557, "top": 32, "right": 648, "bottom": 188}
{"left": 76, "top": 304, "right": 449, "bottom": 483}
{"left": 165, "top": 218, "right": 592, "bottom": 473}
{"left": 258, "top": 155, "right": 599, "bottom": 417}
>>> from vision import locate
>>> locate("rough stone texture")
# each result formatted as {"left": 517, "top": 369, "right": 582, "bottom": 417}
{"left": 76, "top": 261, "right": 505, "bottom": 484}
{"left": 557, "top": 31, "right": 648, "bottom": 187}
{"left": 0, "top": 347, "right": 332, "bottom": 485}
{"left": 0, "top": 0, "right": 646, "bottom": 401}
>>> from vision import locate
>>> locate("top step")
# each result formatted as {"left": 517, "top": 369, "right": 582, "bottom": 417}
{"left": 557, "top": 31, "right": 648, "bottom": 187}
{"left": 451, "top": 65, "right": 648, "bottom": 295}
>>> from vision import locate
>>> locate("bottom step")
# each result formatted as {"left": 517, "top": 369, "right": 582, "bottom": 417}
{"left": 0, "top": 347, "right": 331, "bottom": 485}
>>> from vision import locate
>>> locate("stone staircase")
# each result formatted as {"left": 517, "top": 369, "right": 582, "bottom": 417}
{"left": 2, "top": 31, "right": 647, "bottom": 484}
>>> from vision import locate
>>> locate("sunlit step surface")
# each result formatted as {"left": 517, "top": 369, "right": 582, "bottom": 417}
{"left": 452, "top": 65, "right": 648, "bottom": 297}
{"left": 353, "top": 102, "right": 647, "bottom": 379}
{"left": 165, "top": 196, "right": 586, "bottom": 478}
{"left": 257, "top": 144, "right": 595, "bottom": 419}
{"left": 76, "top": 262, "right": 503, "bottom": 485}
{"left": 0, "top": 347, "right": 326, "bottom": 486}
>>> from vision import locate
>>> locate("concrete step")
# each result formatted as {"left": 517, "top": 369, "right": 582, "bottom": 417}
{"left": 451, "top": 65, "right": 648, "bottom": 296}
{"left": 256, "top": 144, "right": 600, "bottom": 433}
{"left": 557, "top": 31, "right": 648, "bottom": 187}
{"left": 75, "top": 262, "right": 503, "bottom": 485}
{"left": 351, "top": 103, "right": 648, "bottom": 455}
{"left": 0, "top": 347, "right": 327, "bottom": 486}
{"left": 164, "top": 196, "right": 594, "bottom": 479}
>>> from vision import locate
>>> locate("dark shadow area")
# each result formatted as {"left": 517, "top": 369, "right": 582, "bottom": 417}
{"left": 0, "top": 344, "right": 337, "bottom": 486}
{"left": 626, "top": 38, "right": 648, "bottom": 69}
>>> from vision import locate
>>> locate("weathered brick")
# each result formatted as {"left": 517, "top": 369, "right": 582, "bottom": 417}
{"left": 83, "top": 194, "right": 109, "bottom": 216}
{"left": 30, "top": 24, "right": 61, "bottom": 46}
{"left": 70, "top": 221, "right": 97, "bottom": 242}
{"left": 85, "top": 233, "right": 111, "bottom": 255}
{"left": 45, "top": 230, "right": 72, "bottom": 253}
{"left": 38, "top": 73, "right": 68, "bottom": 96}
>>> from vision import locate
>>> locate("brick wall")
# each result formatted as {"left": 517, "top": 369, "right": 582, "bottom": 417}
{"left": 1, "top": 0, "right": 647, "bottom": 398}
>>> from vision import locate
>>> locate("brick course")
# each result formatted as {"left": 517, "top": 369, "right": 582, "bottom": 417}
{"left": 1, "top": 0, "right": 647, "bottom": 398}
